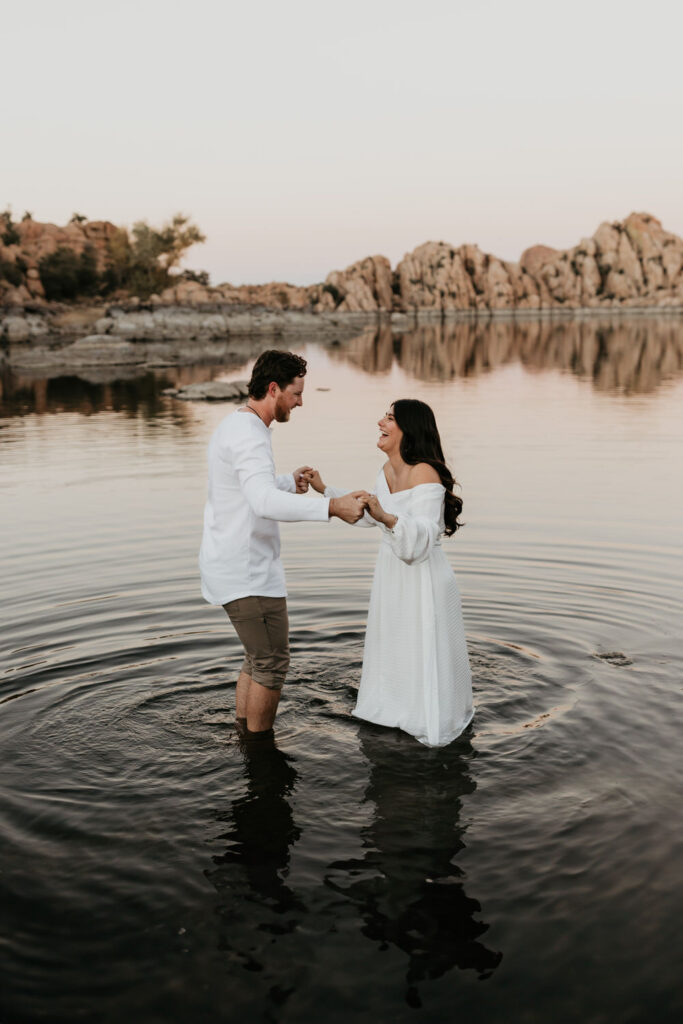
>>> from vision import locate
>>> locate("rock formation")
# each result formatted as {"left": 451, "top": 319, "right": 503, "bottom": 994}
{"left": 3, "top": 212, "right": 683, "bottom": 318}
{"left": 393, "top": 213, "right": 683, "bottom": 313}
{"left": 320, "top": 255, "right": 394, "bottom": 312}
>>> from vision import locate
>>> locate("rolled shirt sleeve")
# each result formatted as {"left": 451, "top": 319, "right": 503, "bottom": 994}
{"left": 276, "top": 472, "right": 296, "bottom": 492}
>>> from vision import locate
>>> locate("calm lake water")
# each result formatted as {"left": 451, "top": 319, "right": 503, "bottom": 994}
{"left": 2, "top": 317, "right": 683, "bottom": 1023}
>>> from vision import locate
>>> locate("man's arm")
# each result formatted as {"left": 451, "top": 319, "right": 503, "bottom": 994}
{"left": 233, "top": 431, "right": 329, "bottom": 521}
{"left": 232, "top": 430, "right": 366, "bottom": 523}
{"left": 275, "top": 472, "right": 296, "bottom": 493}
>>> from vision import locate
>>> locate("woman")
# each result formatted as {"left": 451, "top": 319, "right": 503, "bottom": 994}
{"left": 310, "top": 399, "right": 473, "bottom": 747}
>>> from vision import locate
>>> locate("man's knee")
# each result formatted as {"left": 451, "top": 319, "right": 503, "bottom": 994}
{"left": 250, "top": 641, "right": 289, "bottom": 689}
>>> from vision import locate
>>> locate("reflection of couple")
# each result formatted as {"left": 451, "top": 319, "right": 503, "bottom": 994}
{"left": 207, "top": 728, "right": 502, "bottom": 1006}
{"left": 199, "top": 349, "right": 473, "bottom": 747}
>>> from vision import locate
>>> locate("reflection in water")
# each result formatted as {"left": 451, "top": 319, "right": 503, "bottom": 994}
{"left": 0, "top": 365, "right": 225, "bottom": 419}
{"left": 2, "top": 316, "right": 681, "bottom": 418}
{"left": 325, "top": 727, "right": 502, "bottom": 1006}
{"left": 207, "top": 738, "right": 302, "bottom": 971}
{"left": 338, "top": 316, "right": 683, "bottom": 393}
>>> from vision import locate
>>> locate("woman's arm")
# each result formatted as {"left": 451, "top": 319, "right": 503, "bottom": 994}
{"left": 364, "top": 488, "right": 443, "bottom": 564}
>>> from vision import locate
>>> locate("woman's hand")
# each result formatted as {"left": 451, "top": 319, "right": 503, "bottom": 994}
{"left": 306, "top": 469, "right": 327, "bottom": 494}
{"left": 363, "top": 493, "right": 398, "bottom": 529}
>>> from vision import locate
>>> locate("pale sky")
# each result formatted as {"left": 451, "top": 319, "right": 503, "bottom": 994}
{"left": 3, "top": 0, "right": 682, "bottom": 286}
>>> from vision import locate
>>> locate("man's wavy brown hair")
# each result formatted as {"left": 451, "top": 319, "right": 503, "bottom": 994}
{"left": 248, "top": 350, "right": 308, "bottom": 399}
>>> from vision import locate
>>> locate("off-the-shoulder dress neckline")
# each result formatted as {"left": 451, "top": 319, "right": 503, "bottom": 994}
{"left": 381, "top": 468, "right": 445, "bottom": 496}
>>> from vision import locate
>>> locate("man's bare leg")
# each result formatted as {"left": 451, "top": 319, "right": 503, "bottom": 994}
{"left": 246, "top": 681, "right": 281, "bottom": 732}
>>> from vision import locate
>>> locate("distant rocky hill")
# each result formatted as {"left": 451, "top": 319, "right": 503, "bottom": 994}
{"left": 2, "top": 211, "right": 683, "bottom": 313}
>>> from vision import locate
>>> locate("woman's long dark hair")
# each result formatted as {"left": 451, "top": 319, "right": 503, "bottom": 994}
{"left": 392, "top": 398, "right": 463, "bottom": 535}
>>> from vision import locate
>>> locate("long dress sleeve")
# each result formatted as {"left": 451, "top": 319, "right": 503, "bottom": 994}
{"left": 231, "top": 428, "right": 330, "bottom": 522}
{"left": 379, "top": 485, "right": 444, "bottom": 564}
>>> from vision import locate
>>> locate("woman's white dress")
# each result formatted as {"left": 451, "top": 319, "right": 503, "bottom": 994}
{"left": 327, "top": 470, "right": 474, "bottom": 747}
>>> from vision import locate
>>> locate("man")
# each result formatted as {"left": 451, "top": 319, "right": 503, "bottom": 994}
{"left": 199, "top": 349, "right": 365, "bottom": 740}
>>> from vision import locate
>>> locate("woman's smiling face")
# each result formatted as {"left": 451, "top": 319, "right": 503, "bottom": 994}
{"left": 377, "top": 406, "right": 403, "bottom": 455}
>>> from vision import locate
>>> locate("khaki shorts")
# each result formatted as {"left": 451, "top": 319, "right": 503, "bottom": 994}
{"left": 223, "top": 596, "right": 290, "bottom": 690}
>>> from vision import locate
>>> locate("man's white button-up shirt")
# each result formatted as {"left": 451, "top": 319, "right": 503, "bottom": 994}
{"left": 199, "top": 409, "right": 330, "bottom": 605}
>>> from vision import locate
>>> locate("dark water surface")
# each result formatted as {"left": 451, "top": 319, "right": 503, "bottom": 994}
{"left": 2, "top": 318, "right": 683, "bottom": 1023}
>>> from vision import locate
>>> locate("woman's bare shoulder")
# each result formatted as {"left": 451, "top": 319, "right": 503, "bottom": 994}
{"left": 409, "top": 463, "right": 441, "bottom": 485}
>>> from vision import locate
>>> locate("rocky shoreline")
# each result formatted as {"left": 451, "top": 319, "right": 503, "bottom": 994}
{"left": 3, "top": 301, "right": 683, "bottom": 376}
{"left": 0, "top": 305, "right": 380, "bottom": 374}
{"left": 3, "top": 210, "right": 683, "bottom": 375}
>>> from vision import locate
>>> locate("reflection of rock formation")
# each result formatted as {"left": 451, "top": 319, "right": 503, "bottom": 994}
{"left": 336, "top": 317, "right": 683, "bottom": 394}
{"left": 0, "top": 363, "right": 232, "bottom": 419}
{"left": 338, "top": 321, "right": 396, "bottom": 375}
{"left": 207, "top": 740, "right": 302, "bottom": 970}
{"left": 325, "top": 729, "right": 501, "bottom": 1006}
{"left": 0, "top": 339, "right": 261, "bottom": 417}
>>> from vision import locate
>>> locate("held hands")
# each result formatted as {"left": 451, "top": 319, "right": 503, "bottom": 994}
{"left": 293, "top": 464, "right": 363, "bottom": 522}
{"left": 293, "top": 466, "right": 314, "bottom": 493}
{"left": 293, "top": 467, "right": 396, "bottom": 528}
{"left": 329, "top": 490, "right": 398, "bottom": 528}
{"left": 355, "top": 491, "right": 398, "bottom": 529}
{"left": 329, "top": 491, "right": 368, "bottom": 524}
{"left": 306, "top": 469, "right": 326, "bottom": 494}
{"left": 293, "top": 467, "right": 327, "bottom": 494}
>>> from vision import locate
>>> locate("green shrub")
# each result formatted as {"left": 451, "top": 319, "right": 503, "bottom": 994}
{"left": 38, "top": 245, "right": 102, "bottom": 301}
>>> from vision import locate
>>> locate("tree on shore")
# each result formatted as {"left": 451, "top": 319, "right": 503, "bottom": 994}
{"left": 104, "top": 214, "right": 206, "bottom": 297}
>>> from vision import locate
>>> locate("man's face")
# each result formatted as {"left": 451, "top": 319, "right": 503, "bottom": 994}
{"left": 273, "top": 376, "right": 305, "bottom": 422}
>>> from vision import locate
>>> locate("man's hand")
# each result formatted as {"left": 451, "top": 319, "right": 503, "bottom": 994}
{"left": 293, "top": 466, "right": 314, "bottom": 493}
{"left": 329, "top": 491, "right": 368, "bottom": 524}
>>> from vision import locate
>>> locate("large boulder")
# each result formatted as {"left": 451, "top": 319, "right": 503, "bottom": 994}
{"left": 0, "top": 314, "right": 50, "bottom": 342}
{"left": 321, "top": 255, "right": 394, "bottom": 312}
{"left": 396, "top": 241, "right": 519, "bottom": 311}
{"left": 506, "top": 213, "right": 683, "bottom": 309}
{"left": 169, "top": 380, "right": 249, "bottom": 401}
